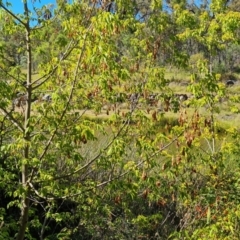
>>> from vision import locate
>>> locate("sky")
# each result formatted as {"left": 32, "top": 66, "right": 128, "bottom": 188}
{"left": 6, "top": 0, "right": 57, "bottom": 14}
{"left": 3, "top": 0, "right": 204, "bottom": 20}
{"left": 6, "top": 0, "right": 203, "bottom": 14}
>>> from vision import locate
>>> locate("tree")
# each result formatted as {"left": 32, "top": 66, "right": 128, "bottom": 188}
{"left": 0, "top": 0, "right": 168, "bottom": 239}
{"left": 1, "top": 0, "right": 240, "bottom": 239}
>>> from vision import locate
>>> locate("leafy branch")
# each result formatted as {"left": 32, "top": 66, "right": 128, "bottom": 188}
{"left": 0, "top": 107, "right": 24, "bottom": 132}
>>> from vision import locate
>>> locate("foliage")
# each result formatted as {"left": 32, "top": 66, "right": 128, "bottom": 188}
{"left": 0, "top": 0, "right": 240, "bottom": 239}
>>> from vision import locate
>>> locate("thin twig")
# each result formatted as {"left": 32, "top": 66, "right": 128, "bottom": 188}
{"left": 0, "top": 108, "right": 24, "bottom": 132}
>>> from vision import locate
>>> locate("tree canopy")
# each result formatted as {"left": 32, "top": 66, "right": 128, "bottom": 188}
{"left": 0, "top": 0, "right": 240, "bottom": 239}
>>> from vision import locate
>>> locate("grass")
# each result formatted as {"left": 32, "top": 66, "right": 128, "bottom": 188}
{"left": 16, "top": 67, "right": 240, "bottom": 131}
{"left": 165, "top": 67, "right": 192, "bottom": 82}
{"left": 21, "top": 68, "right": 41, "bottom": 81}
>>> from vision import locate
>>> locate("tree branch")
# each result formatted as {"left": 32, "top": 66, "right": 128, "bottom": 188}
{"left": 29, "top": 128, "right": 183, "bottom": 202}
{"left": 31, "top": 39, "right": 78, "bottom": 90}
{"left": 35, "top": 114, "right": 132, "bottom": 184}
{"left": 0, "top": 108, "right": 24, "bottom": 132}
{"left": 0, "top": 3, "right": 27, "bottom": 26}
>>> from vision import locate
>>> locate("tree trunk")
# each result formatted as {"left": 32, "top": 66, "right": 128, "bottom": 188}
{"left": 16, "top": 2, "right": 32, "bottom": 239}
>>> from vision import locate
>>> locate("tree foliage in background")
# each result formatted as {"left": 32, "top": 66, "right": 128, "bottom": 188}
{"left": 0, "top": 0, "right": 240, "bottom": 239}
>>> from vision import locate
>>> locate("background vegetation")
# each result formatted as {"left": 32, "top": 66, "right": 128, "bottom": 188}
{"left": 0, "top": 0, "right": 240, "bottom": 239}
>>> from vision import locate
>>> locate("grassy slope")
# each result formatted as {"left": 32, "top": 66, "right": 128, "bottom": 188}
{"left": 16, "top": 68, "right": 240, "bottom": 130}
